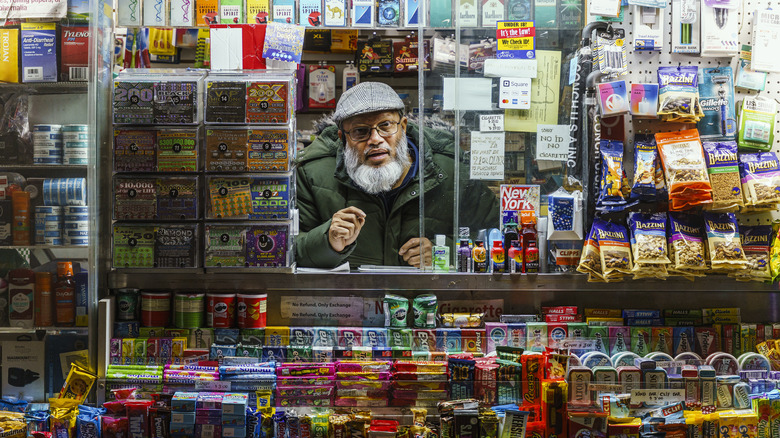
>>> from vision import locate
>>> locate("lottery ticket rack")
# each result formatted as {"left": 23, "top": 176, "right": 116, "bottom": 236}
{"left": 111, "top": 70, "right": 297, "bottom": 272}
{"left": 0, "top": 0, "right": 114, "bottom": 401}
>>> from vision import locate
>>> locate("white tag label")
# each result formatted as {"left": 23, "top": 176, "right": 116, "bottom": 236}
{"left": 470, "top": 132, "right": 505, "bottom": 180}
{"left": 630, "top": 389, "right": 684, "bottom": 404}
{"left": 560, "top": 339, "right": 597, "bottom": 349}
{"left": 499, "top": 77, "right": 531, "bottom": 109}
{"left": 196, "top": 380, "right": 231, "bottom": 391}
{"left": 479, "top": 114, "right": 505, "bottom": 132}
{"left": 535, "top": 124, "right": 570, "bottom": 161}
{"left": 589, "top": 383, "right": 623, "bottom": 392}
{"left": 655, "top": 360, "right": 685, "bottom": 369}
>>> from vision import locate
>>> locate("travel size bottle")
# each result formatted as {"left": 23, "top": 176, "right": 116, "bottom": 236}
{"left": 432, "top": 234, "right": 450, "bottom": 272}
{"left": 472, "top": 240, "right": 487, "bottom": 273}
{"left": 54, "top": 262, "right": 75, "bottom": 326}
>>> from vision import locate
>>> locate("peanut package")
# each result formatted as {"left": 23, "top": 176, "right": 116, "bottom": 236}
{"left": 739, "top": 152, "right": 780, "bottom": 209}
{"left": 703, "top": 212, "right": 748, "bottom": 271}
{"left": 702, "top": 140, "right": 744, "bottom": 211}
{"left": 667, "top": 213, "right": 708, "bottom": 276}
{"left": 656, "top": 129, "right": 713, "bottom": 211}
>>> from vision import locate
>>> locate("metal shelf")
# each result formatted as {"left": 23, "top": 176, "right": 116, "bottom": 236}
{"left": 0, "top": 81, "right": 88, "bottom": 94}
{"left": 0, "top": 245, "right": 88, "bottom": 250}
{"left": 0, "top": 165, "right": 88, "bottom": 171}
{"left": 0, "top": 326, "right": 89, "bottom": 334}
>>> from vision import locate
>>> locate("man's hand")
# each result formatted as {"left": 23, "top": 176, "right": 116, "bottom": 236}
{"left": 399, "top": 237, "right": 433, "bottom": 268}
{"left": 328, "top": 207, "right": 366, "bottom": 253}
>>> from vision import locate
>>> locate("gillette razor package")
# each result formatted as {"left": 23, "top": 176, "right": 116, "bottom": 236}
{"left": 697, "top": 67, "right": 736, "bottom": 140}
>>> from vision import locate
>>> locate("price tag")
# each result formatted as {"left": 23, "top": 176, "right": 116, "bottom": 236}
{"left": 479, "top": 114, "right": 505, "bottom": 132}
{"left": 196, "top": 381, "right": 231, "bottom": 391}
{"left": 655, "top": 361, "right": 685, "bottom": 369}
{"left": 630, "top": 389, "right": 684, "bottom": 405}
{"left": 589, "top": 383, "right": 623, "bottom": 392}
{"left": 560, "top": 339, "right": 597, "bottom": 350}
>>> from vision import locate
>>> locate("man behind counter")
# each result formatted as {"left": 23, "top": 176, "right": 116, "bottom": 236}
{"left": 295, "top": 82, "right": 500, "bottom": 268}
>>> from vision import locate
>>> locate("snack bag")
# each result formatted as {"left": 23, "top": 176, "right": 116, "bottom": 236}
{"left": 630, "top": 135, "right": 658, "bottom": 202}
{"left": 59, "top": 365, "right": 97, "bottom": 404}
{"left": 739, "top": 152, "right": 780, "bottom": 209}
{"left": 577, "top": 221, "right": 603, "bottom": 280}
{"left": 734, "top": 225, "right": 773, "bottom": 282}
{"left": 702, "top": 141, "right": 744, "bottom": 211}
{"left": 703, "top": 212, "right": 748, "bottom": 271}
{"left": 597, "top": 140, "right": 629, "bottom": 211}
{"left": 668, "top": 213, "right": 708, "bottom": 274}
{"left": 771, "top": 223, "right": 780, "bottom": 283}
{"left": 595, "top": 219, "right": 632, "bottom": 278}
{"left": 656, "top": 129, "right": 713, "bottom": 210}
{"left": 657, "top": 66, "right": 705, "bottom": 123}
{"left": 50, "top": 398, "right": 79, "bottom": 438}
{"left": 629, "top": 212, "right": 671, "bottom": 265}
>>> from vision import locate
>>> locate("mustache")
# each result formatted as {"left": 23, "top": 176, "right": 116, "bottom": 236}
{"left": 364, "top": 146, "right": 389, "bottom": 157}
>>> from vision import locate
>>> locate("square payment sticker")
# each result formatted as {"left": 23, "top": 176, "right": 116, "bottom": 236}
{"left": 499, "top": 77, "right": 531, "bottom": 109}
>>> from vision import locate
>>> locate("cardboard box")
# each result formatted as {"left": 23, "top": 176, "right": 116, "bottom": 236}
{"left": 20, "top": 23, "right": 57, "bottom": 83}
{"left": 0, "top": 28, "right": 19, "bottom": 83}
{"left": 60, "top": 26, "right": 89, "bottom": 81}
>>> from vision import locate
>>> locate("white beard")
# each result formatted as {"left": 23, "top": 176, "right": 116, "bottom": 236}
{"left": 344, "top": 135, "right": 412, "bottom": 195}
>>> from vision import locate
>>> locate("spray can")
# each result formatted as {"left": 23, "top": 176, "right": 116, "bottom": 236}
{"left": 35, "top": 272, "right": 53, "bottom": 327}
{"left": 54, "top": 262, "right": 75, "bottom": 326}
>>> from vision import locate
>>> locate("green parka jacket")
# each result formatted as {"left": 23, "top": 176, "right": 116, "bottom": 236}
{"left": 294, "top": 123, "right": 500, "bottom": 268}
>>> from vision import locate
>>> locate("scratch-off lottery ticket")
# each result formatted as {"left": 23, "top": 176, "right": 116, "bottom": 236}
{"left": 114, "top": 81, "right": 156, "bottom": 124}
{"left": 205, "top": 224, "right": 247, "bottom": 267}
{"left": 157, "top": 130, "right": 198, "bottom": 172}
{"left": 113, "top": 224, "right": 155, "bottom": 268}
{"left": 249, "top": 175, "right": 291, "bottom": 220}
{"left": 155, "top": 225, "right": 198, "bottom": 268}
{"left": 157, "top": 177, "right": 198, "bottom": 220}
{"left": 154, "top": 81, "right": 198, "bottom": 124}
{"left": 206, "top": 129, "right": 248, "bottom": 172}
{"left": 208, "top": 177, "right": 253, "bottom": 218}
{"left": 246, "top": 81, "right": 290, "bottom": 124}
{"left": 246, "top": 224, "right": 289, "bottom": 267}
{"left": 206, "top": 81, "right": 247, "bottom": 124}
{"left": 114, "top": 177, "right": 157, "bottom": 220}
{"left": 114, "top": 129, "right": 157, "bottom": 172}
{"left": 247, "top": 128, "right": 291, "bottom": 172}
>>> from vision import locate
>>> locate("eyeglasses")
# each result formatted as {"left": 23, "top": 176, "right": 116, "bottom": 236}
{"left": 343, "top": 119, "right": 401, "bottom": 142}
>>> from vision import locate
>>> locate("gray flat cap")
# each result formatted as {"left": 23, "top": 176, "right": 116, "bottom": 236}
{"left": 333, "top": 82, "right": 405, "bottom": 126}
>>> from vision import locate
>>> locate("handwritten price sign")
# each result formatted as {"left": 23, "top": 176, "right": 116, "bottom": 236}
{"left": 630, "top": 389, "right": 684, "bottom": 405}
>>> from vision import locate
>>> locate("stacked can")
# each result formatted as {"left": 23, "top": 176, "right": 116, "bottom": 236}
{"left": 43, "top": 178, "right": 87, "bottom": 206}
{"left": 174, "top": 293, "right": 206, "bottom": 328}
{"left": 62, "top": 125, "right": 89, "bottom": 165}
{"left": 63, "top": 206, "right": 88, "bottom": 246}
{"left": 34, "top": 206, "right": 63, "bottom": 245}
{"left": 33, "top": 124, "right": 63, "bottom": 164}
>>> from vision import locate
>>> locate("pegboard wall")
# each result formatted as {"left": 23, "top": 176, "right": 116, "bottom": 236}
{"left": 591, "top": 0, "right": 780, "bottom": 224}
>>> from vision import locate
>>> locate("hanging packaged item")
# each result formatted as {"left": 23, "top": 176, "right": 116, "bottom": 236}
{"left": 671, "top": 0, "right": 700, "bottom": 53}
{"left": 735, "top": 45, "right": 767, "bottom": 91}
{"left": 357, "top": 38, "right": 393, "bottom": 76}
{"left": 595, "top": 219, "right": 633, "bottom": 279}
{"left": 629, "top": 212, "right": 671, "bottom": 265}
{"left": 737, "top": 96, "right": 776, "bottom": 152}
{"left": 630, "top": 135, "right": 658, "bottom": 202}
{"left": 597, "top": 80, "right": 629, "bottom": 116}
{"left": 393, "top": 36, "right": 421, "bottom": 75}
{"left": 703, "top": 212, "right": 748, "bottom": 271}
{"left": 657, "top": 66, "right": 704, "bottom": 123}
{"left": 700, "top": 0, "right": 739, "bottom": 57}
{"left": 702, "top": 141, "right": 743, "bottom": 212}
{"left": 577, "top": 220, "right": 604, "bottom": 281}
{"left": 697, "top": 67, "right": 736, "bottom": 140}
{"left": 307, "top": 64, "right": 336, "bottom": 109}
{"left": 630, "top": 83, "right": 658, "bottom": 118}
{"left": 655, "top": 129, "right": 712, "bottom": 211}
{"left": 596, "top": 140, "right": 631, "bottom": 212}
{"left": 738, "top": 152, "right": 780, "bottom": 209}
{"left": 749, "top": 9, "right": 780, "bottom": 72}
{"left": 633, "top": 5, "right": 664, "bottom": 51}
{"left": 595, "top": 28, "right": 627, "bottom": 76}
{"left": 733, "top": 225, "right": 772, "bottom": 282}
{"left": 667, "top": 213, "right": 708, "bottom": 274}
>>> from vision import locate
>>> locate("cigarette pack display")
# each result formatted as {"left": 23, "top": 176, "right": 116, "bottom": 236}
{"left": 246, "top": 127, "right": 293, "bottom": 172}
{"left": 404, "top": 0, "right": 421, "bottom": 25}
{"left": 323, "top": 0, "right": 346, "bottom": 26}
{"left": 114, "top": 177, "right": 158, "bottom": 220}
{"left": 20, "top": 23, "right": 58, "bottom": 83}
{"left": 155, "top": 224, "right": 198, "bottom": 268}
{"left": 246, "top": 80, "right": 292, "bottom": 124}
{"left": 299, "top": 0, "right": 323, "bottom": 26}
{"left": 114, "top": 81, "right": 156, "bottom": 125}
{"left": 0, "top": 28, "right": 19, "bottom": 83}
{"left": 246, "top": 0, "right": 270, "bottom": 23}
{"left": 196, "top": 0, "right": 219, "bottom": 25}
{"left": 272, "top": 0, "right": 296, "bottom": 23}
{"left": 220, "top": 0, "right": 244, "bottom": 23}
{"left": 114, "top": 129, "right": 157, "bottom": 172}
{"left": 153, "top": 81, "right": 200, "bottom": 125}
{"left": 156, "top": 130, "right": 199, "bottom": 172}
{"left": 156, "top": 177, "right": 198, "bottom": 220}
{"left": 170, "top": 0, "right": 196, "bottom": 25}
{"left": 481, "top": 0, "right": 504, "bottom": 27}
{"left": 351, "top": 0, "right": 375, "bottom": 26}
{"left": 114, "top": 224, "right": 156, "bottom": 268}
{"left": 205, "top": 81, "right": 247, "bottom": 124}
{"left": 458, "top": 0, "right": 479, "bottom": 27}
{"left": 144, "top": 0, "right": 169, "bottom": 26}
{"left": 60, "top": 26, "right": 89, "bottom": 81}
{"left": 377, "top": 0, "right": 400, "bottom": 26}
{"left": 206, "top": 128, "right": 248, "bottom": 171}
